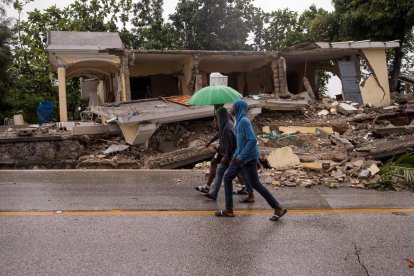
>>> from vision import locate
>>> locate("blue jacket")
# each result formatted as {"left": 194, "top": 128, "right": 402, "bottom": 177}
{"left": 233, "top": 100, "right": 259, "bottom": 164}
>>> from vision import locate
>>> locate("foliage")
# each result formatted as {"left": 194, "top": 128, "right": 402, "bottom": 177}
{"left": 5, "top": 0, "right": 128, "bottom": 123}
{"left": 170, "top": 0, "right": 256, "bottom": 50}
{"left": 394, "top": 154, "right": 414, "bottom": 189}
{"left": 372, "top": 161, "right": 397, "bottom": 190}
{"left": 2, "top": 0, "right": 413, "bottom": 124}
{"left": 331, "top": 0, "right": 414, "bottom": 91}
{"left": 372, "top": 154, "right": 414, "bottom": 190}
{"left": 0, "top": 0, "right": 13, "bottom": 122}
{"left": 128, "top": 0, "right": 177, "bottom": 49}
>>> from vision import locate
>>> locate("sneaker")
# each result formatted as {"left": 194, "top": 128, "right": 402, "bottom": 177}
{"left": 195, "top": 185, "right": 210, "bottom": 193}
{"left": 202, "top": 193, "right": 216, "bottom": 201}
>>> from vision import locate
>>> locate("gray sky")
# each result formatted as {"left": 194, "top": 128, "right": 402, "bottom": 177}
{"left": 7, "top": 0, "right": 334, "bottom": 20}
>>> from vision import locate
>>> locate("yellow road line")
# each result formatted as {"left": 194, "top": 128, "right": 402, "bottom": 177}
{"left": 0, "top": 208, "right": 414, "bottom": 217}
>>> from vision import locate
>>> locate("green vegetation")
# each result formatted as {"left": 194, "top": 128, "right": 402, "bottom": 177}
{"left": 371, "top": 154, "right": 414, "bottom": 190}
{"left": 1, "top": 0, "right": 413, "bottom": 123}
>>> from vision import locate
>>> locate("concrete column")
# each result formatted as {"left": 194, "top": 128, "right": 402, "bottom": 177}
{"left": 57, "top": 66, "right": 68, "bottom": 122}
{"left": 122, "top": 52, "right": 132, "bottom": 101}
{"left": 120, "top": 72, "right": 127, "bottom": 102}
{"left": 98, "top": 80, "right": 105, "bottom": 103}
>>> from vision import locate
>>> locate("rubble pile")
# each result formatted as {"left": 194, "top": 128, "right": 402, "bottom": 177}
{"left": 1, "top": 92, "right": 413, "bottom": 191}
{"left": 248, "top": 93, "right": 414, "bottom": 191}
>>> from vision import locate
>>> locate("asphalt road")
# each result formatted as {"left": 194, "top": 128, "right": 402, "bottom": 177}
{"left": 1, "top": 170, "right": 414, "bottom": 276}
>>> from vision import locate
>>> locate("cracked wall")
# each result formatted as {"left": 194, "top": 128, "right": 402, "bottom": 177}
{"left": 360, "top": 49, "right": 391, "bottom": 107}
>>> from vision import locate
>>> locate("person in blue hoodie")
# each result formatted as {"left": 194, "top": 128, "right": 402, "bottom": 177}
{"left": 215, "top": 99, "right": 287, "bottom": 221}
{"left": 202, "top": 107, "right": 254, "bottom": 201}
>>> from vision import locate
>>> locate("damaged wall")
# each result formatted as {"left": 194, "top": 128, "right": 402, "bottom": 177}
{"left": 360, "top": 49, "right": 391, "bottom": 107}
{"left": 0, "top": 138, "right": 84, "bottom": 166}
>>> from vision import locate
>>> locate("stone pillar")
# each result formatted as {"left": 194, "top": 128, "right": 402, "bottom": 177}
{"left": 57, "top": 66, "right": 68, "bottom": 122}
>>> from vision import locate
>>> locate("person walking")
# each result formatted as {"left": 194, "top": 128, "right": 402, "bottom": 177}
{"left": 194, "top": 119, "right": 221, "bottom": 194}
{"left": 195, "top": 111, "right": 254, "bottom": 201}
{"left": 215, "top": 99, "right": 287, "bottom": 221}
{"left": 202, "top": 107, "right": 254, "bottom": 202}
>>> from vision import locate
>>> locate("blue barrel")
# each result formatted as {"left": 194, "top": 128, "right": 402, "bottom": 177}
{"left": 37, "top": 101, "right": 54, "bottom": 124}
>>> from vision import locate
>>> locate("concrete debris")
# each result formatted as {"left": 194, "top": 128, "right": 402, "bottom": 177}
{"left": 279, "top": 126, "right": 333, "bottom": 134}
{"left": 282, "top": 181, "right": 298, "bottom": 187}
{"left": 1, "top": 91, "right": 413, "bottom": 191}
{"left": 103, "top": 144, "right": 129, "bottom": 155}
{"left": 337, "top": 103, "right": 358, "bottom": 115}
{"left": 367, "top": 164, "right": 380, "bottom": 176}
{"left": 318, "top": 110, "right": 330, "bottom": 116}
{"left": 17, "top": 128, "right": 34, "bottom": 137}
{"left": 266, "top": 147, "right": 300, "bottom": 170}
{"left": 358, "top": 170, "right": 371, "bottom": 179}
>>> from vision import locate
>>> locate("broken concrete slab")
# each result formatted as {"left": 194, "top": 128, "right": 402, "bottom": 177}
{"left": 315, "top": 128, "right": 354, "bottom": 151}
{"left": 373, "top": 125, "right": 414, "bottom": 136}
{"left": 266, "top": 147, "right": 300, "bottom": 170}
{"left": 337, "top": 103, "right": 358, "bottom": 115}
{"left": 299, "top": 162, "right": 330, "bottom": 171}
{"left": 279, "top": 126, "right": 333, "bottom": 134}
{"left": 262, "top": 99, "right": 308, "bottom": 111}
{"left": 368, "top": 163, "right": 380, "bottom": 176}
{"left": 146, "top": 146, "right": 215, "bottom": 169}
{"left": 73, "top": 124, "right": 121, "bottom": 136}
{"left": 318, "top": 110, "right": 330, "bottom": 116}
{"left": 262, "top": 126, "right": 271, "bottom": 133}
{"left": 369, "top": 135, "right": 414, "bottom": 159}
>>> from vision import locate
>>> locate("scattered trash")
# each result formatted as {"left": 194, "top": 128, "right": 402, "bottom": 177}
{"left": 404, "top": 258, "right": 414, "bottom": 268}
{"left": 103, "top": 144, "right": 129, "bottom": 155}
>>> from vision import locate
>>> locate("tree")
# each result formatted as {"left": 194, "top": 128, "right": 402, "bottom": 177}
{"left": 0, "top": 0, "right": 13, "bottom": 122}
{"left": 6, "top": 0, "right": 129, "bottom": 122}
{"left": 170, "top": 0, "right": 256, "bottom": 50}
{"left": 128, "top": 0, "right": 177, "bottom": 49}
{"left": 332, "top": 0, "right": 414, "bottom": 91}
{"left": 251, "top": 6, "right": 334, "bottom": 51}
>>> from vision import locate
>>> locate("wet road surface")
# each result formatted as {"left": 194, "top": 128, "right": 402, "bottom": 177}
{"left": 1, "top": 170, "right": 414, "bottom": 275}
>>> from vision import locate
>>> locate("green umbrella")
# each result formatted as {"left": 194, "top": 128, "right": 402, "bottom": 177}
{"left": 188, "top": 85, "right": 243, "bottom": 106}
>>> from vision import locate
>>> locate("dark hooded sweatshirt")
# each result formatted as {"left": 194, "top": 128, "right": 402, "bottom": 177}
{"left": 215, "top": 107, "right": 236, "bottom": 162}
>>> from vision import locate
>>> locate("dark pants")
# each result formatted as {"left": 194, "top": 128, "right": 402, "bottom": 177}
{"left": 223, "top": 159, "right": 280, "bottom": 210}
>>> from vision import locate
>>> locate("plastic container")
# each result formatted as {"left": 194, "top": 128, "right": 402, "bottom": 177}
{"left": 37, "top": 101, "right": 54, "bottom": 124}
{"left": 210, "top": 72, "right": 228, "bottom": 86}
{"left": 13, "top": 114, "right": 24, "bottom": 125}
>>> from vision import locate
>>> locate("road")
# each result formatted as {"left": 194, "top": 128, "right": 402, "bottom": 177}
{"left": 1, "top": 170, "right": 414, "bottom": 276}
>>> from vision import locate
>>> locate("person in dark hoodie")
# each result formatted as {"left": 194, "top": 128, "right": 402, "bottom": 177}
{"left": 202, "top": 107, "right": 254, "bottom": 201}
{"left": 215, "top": 99, "right": 287, "bottom": 221}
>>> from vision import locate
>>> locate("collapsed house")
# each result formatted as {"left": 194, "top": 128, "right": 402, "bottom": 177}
{"left": 46, "top": 31, "right": 400, "bottom": 146}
